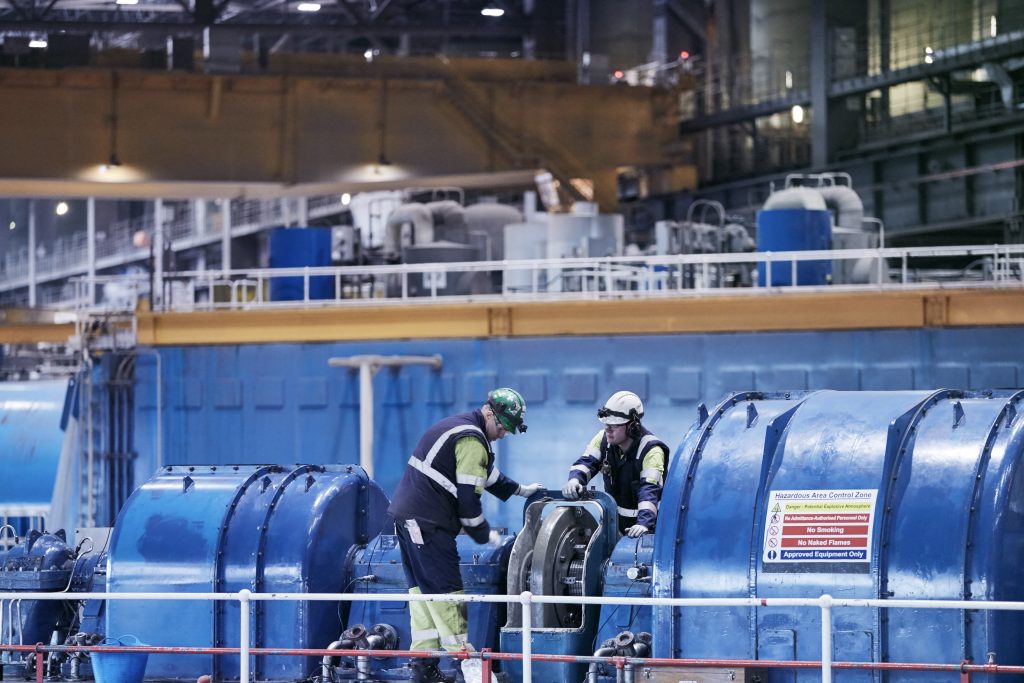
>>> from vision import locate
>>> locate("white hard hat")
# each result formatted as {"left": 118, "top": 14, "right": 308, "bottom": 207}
{"left": 597, "top": 391, "right": 644, "bottom": 425}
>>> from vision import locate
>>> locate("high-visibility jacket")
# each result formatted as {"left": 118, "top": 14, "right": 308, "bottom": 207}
{"left": 389, "top": 410, "right": 521, "bottom": 543}
{"left": 567, "top": 426, "right": 668, "bottom": 530}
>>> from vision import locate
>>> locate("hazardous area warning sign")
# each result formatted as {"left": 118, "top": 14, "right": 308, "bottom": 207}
{"left": 762, "top": 489, "right": 877, "bottom": 565}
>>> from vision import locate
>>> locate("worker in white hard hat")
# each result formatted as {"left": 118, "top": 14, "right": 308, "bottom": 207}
{"left": 561, "top": 391, "right": 669, "bottom": 537}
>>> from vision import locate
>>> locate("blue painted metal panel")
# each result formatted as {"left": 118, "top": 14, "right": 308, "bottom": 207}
{"left": 106, "top": 464, "right": 389, "bottom": 681}
{"left": 757, "top": 208, "right": 832, "bottom": 286}
{"left": 0, "top": 379, "right": 72, "bottom": 521}
{"left": 133, "top": 326, "right": 1024, "bottom": 533}
{"left": 595, "top": 534, "right": 653, "bottom": 646}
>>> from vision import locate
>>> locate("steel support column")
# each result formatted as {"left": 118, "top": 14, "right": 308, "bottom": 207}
{"left": 87, "top": 197, "right": 96, "bottom": 306}
{"left": 809, "top": 0, "right": 829, "bottom": 168}
{"left": 27, "top": 199, "right": 36, "bottom": 307}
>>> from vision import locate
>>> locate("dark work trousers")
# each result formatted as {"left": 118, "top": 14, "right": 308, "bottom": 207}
{"left": 394, "top": 518, "right": 470, "bottom": 652}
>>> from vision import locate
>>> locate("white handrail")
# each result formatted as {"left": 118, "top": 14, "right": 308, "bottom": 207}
{"left": 66, "top": 243, "right": 1024, "bottom": 313}
{"left": 5, "top": 589, "right": 1024, "bottom": 682}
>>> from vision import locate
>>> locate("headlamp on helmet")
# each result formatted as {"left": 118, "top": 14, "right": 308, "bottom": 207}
{"left": 487, "top": 387, "right": 528, "bottom": 434}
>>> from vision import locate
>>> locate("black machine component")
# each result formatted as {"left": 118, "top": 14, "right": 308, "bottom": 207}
{"left": 0, "top": 529, "right": 104, "bottom": 680}
{"left": 322, "top": 623, "right": 400, "bottom": 681}
{"left": 531, "top": 506, "right": 596, "bottom": 628}
{"left": 588, "top": 632, "right": 654, "bottom": 683}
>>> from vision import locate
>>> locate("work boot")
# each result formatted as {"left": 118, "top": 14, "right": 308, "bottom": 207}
{"left": 409, "top": 657, "right": 452, "bottom": 683}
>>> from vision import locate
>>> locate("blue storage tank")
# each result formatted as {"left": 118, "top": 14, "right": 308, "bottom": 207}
{"left": 269, "top": 227, "right": 334, "bottom": 301}
{"left": 653, "top": 389, "right": 1024, "bottom": 682}
{"left": 105, "top": 464, "right": 389, "bottom": 682}
{"left": 346, "top": 531, "right": 515, "bottom": 676}
{"left": 757, "top": 187, "right": 832, "bottom": 286}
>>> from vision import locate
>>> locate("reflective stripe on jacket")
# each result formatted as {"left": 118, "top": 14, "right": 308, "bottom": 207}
{"left": 567, "top": 426, "right": 668, "bottom": 530}
{"left": 389, "top": 409, "right": 520, "bottom": 542}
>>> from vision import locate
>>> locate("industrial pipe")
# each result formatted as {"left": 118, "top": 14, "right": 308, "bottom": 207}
{"left": 587, "top": 644, "right": 616, "bottom": 683}
{"left": 321, "top": 639, "right": 352, "bottom": 681}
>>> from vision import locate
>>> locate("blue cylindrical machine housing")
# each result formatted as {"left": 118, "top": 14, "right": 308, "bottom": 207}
{"left": 105, "top": 464, "right": 389, "bottom": 681}
{"left": 0, "top": 379, "right": 73, "bottom": 528}
{"left": 756, "top": 208, "right": 832, "bottom": 286}
{"left": 653, "top": 389, "right": 1024, "bottom": 682}
{"left": 269, "top": 227, "right": 334, "bottom": 301}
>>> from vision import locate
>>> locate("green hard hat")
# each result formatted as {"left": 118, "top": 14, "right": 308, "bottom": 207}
{"left": 487, "top": 388, "right": 528, "bottom": 434}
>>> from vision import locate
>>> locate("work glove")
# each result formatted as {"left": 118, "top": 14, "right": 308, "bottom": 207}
{"left": 516, "top": 482, "right": 544, "bottom": 497}
{"left": 562, "top": 479, "right": 584, "bottom": 499}
{"left": 625, "top": 524, "right": 649, "bottom": 538}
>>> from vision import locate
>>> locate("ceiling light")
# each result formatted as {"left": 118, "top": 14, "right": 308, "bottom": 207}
{"left": 55, "top": 201, "right": 69, "bottom": 216}
{"left": 481, "top": 7, "right": 504, "bottom": 17}
{"left": 341, "top": 193, "right": 351, "bottom": 206}
{"left": 8, "top": 221, "right": 15, "bottom": 231}
{"left": 28, "top": 39, "right": 47, "bottom": 48}
{"left": 790, "top": 105, "right": 805, "bottom": 124}
{"left": 115, "top": 0, "right": 139, "bottom": 5}
{"left": 297, "top": 2, "right": 320, "bottom": 11}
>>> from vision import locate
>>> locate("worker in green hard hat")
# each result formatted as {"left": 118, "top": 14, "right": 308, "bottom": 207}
{"left": 388, "top": 387, "right": 543, "bottom": 683}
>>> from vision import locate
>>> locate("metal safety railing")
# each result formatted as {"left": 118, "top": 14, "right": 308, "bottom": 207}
{"left": 4, "top": 590, "right": 1024, "bottom": 683}
{"left": 69, "top": 243, "right": 1024, "bottom": 314}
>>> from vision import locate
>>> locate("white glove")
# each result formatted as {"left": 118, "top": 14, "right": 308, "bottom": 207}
{"left": 626, "top": 524, "right": 649, "bottom": 538}
{"left": 516, "top": 482, "right": 544, "bottom": 498}
{"left": 562, "top": 479, "right": 584, "bottom": 499}
{"left": 488, "top": 529, "right": 502, "bottom": 545}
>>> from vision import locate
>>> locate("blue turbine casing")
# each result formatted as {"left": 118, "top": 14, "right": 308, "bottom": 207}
{"left": 105, "top": 464, "right": 389, "bottom": 682}
{"left": 346, "top": 532, "right": 515, "bottom": 673}
{"left": 653, "top": 389, "right": 1024, "bottom": 682}
{"left": 756, "top": 208, "right": 832, "bottom": 286}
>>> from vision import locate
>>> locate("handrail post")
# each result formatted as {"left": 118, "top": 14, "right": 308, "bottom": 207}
{"left": 820, "top": 593, "right": 833, "bottom": 683}
{"left": 521, "top": 591, "right": 533, "bottom": 683}
{"left": 240, "top": 589, "right": 251, "bottom": 683}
